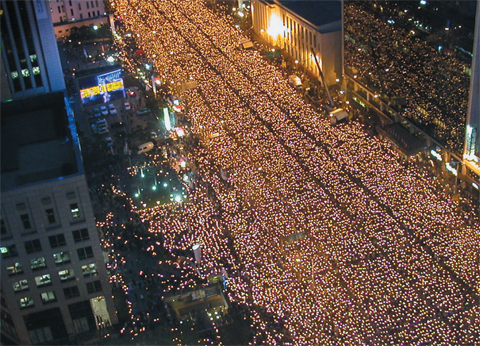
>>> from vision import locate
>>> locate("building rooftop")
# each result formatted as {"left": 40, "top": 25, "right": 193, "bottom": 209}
{"left": 1, "top": 92, "right": 81, "bottom": 190}
{"left": 277, "top": 0, "right": 342, "bottom": 28}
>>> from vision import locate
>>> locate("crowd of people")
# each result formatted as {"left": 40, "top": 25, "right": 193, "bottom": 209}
{"left": 108, "top": 0, "right": 480, "bottom": 344}
{"left": 344, "top": 1, "right": 471, "bottom": 153}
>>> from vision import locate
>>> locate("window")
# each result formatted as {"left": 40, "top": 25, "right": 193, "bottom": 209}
{"left": 59, "top": 269, "right": 75, "bottom": 282}
{"left": 45, "top": 209, "right": 55, "bottom": 224}
{"left": 69, "top": 0, "right": 72, "bottom": 6}
{"left": 29, "top": 327, "right": 54, "bottom": 345}
{"left": 81, "top": 263, "right": 97, "bottom": 277}
{"left": 92, "top": 0, "right": 95, "bottom": 8}
{"left": 95, "top": 0, "right": 98, "bottom": 7}
{"left": 40, "top": 291, "right": 56, "bottom": 304}
{"left": 49, "top": 234, "right": 66, "bottom": 248}
{"left": 70, "top": 8, "right": 73, "bottom": 16}
{"left": 79, "top": 13, "right": 83, "bottom": 19}
{"left": 86, "top": 280, "right": 102, "bottom": 294}
{"left": 88, "top": 12, "right": 91, "bottom": 18}
{"left": 63, "top": 286, "right": 80, "bottom": 299}
{"left": 1, "top": 218, "right": 7, "bottom": 235}
{"left": 58, "top": 5, "right": 61, "bottom": 13}
{"left": 7, "top": 262, "right": 23, "bottom": 275}
{"left": 19, "top": 296, "right": 34, "bottom": 309}
{"left": 35, "top": 274, "right": 52, "bottom": 287}
{"left": 78, "top": 3, "right": 81, "bottom": 10}
{"left": 1, "top": 244, "right": 18, "bottom": 259}
{"left": 70, "top": 203, "right": 81, "bottom": 219}
{"left": 86, "top": 1, "right": 89, "bottom": 9}
{"left": 30, "top": 257, "right": 46, "bottom": 271}
{"left": 20, "top": 214, "right": 31, "bottom": 229}
{"left": 53, "top": 251, "right": 71, "bottom": 265}
{"left": 12, "top": 279, "right": 29, "bottom": 292}
{"left": 77, "top": 246, "right": 93, "bottom": 260}
{"left": 25, "top": 239, "right": 42, "bottom": 254}
{"left": 73, "top": 228, "right": 89, "bottom": 242}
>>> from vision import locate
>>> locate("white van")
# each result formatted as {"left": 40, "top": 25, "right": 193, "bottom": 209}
{"left": 137, "top": 142, "right": 154, "bottom": 155}
{"left": 288, "top": 75, "right": 302, "bottom": 89}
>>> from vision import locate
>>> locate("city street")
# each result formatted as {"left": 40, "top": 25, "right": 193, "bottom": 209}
{"left": 98, "top": 0, "right": 480, "bottom": 345}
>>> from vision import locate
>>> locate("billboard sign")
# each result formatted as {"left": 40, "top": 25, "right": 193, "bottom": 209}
{"left": 79, "top": 68, "right": 125, "bottom": 106}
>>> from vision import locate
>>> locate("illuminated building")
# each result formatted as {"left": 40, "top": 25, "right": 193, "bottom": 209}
{"left": 0, "top": 0, "right": 65, "bottom": 102}
{"left": 251, "top": 0, "right": 343, "bottom": 86}
{"left": 463, "top": 1, "right": 480, "bottom": 190}
{"left": 49, "top": 0, "right": 105, "bottom": 24}
{"left": 48, "top": 0, "right": 109, "bottom": 40}
{"left": 0, "top": 93, "right": 118, "bottom": 345}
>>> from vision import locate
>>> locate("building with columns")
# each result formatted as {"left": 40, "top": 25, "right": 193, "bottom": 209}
{"left": 251, "top": 0, "right": 343, "bottom": 87}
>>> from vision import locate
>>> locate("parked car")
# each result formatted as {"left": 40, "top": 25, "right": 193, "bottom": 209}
{"left": 100, "top": 105, "right": 108, "bottom": 116}
{"left": 136, "top": 108, "right": 151, "bottom": 116}
{"left": 98, "top": 126, "right": 109, "bottom": 135}
{"left": 124, "top": 102, "right": 131, "bottom": 111}
{"left": 108, "top": 104, "right": 117, "bottom": 115}
{"left": 93, "top": 107, "right": 101, "bottom": 118}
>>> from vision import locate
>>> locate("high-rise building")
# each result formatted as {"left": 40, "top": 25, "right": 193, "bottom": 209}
{"left": 0, "top": 92, "right": 118, "bottom": 345}
{"left": 0, "top": 0, "right": 65, "bottom": 101}
{"left": 464, "top": 1, "right": 480, "bottom": 187}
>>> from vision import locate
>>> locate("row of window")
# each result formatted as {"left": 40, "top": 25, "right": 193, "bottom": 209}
{"left": 65, "top": 0, "right": 99, "bottom": 9}
{"left": 12, "top": 264, "right": 98, "bottom": 292}
{"left": 6, "top": 247, "right": 93, "bottom": 275}
{"left": 2, "top": 228, "right": 90, "bottom": 258}
{"left": 2, "top": 202, "right": 82, "bottom": 236}
{"left": 69, "top": 9, "right": 101, "bottom": 19}
{"left": 18, "top": 280, "right": 102, "bottom": 309}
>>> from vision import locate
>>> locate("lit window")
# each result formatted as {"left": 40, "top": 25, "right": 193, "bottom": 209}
{"left": 81, "top": 263, "right": 97, "bottom": 277}
{"left": 11, "top": 71, "right": 19, "bottom": 79}
{"left": 7, "top": 262, "right": 23, "bottom": 275}
{"left": 70, "top": 203, "right": 80, "bottom": 219}
{"left": 40, "top": 291, "right": 56, "bottom": 304}
{"left": 53, "top": 251, "right": 71, "bottom": 265}
{"left": 1, "top": 244, "right": 18, "bottom": 259}
{"left": 29, "top": 54, "right": 37, "bottom": 62}
{"left": 59, "top": 269, "right": 75, "bottom": 281}
{"left": 35, "top": 274, "right": 52, "bottom": 287}
{"left": 19, "top": 296, "right": 34, "bottom": 309}
{"left": 32, "top": 67, "right": 40, "bottom": 75}
{"left": 12, "top": 279, "right": 29, "bottom": 292}
{"left": 30, "top": 257, "right": 46, "bottom": 271}
{"left": 21, "top": 69, "right": 30, "bottom": 77}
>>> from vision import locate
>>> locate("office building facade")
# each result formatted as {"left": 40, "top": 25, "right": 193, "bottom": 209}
{"left": 464, "top": 2, "right": 480, "bottom": 187}
{"left": 0, "top": 0, "right": 65, "bottom": 101}
{"left": 0, "top": 93, "right": 118, "bottom": 345}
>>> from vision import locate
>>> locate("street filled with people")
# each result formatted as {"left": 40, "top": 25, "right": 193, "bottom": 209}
{"left": 344, "top": 1, "right": 471, "bottom": 153}
{"left": 103, "top": 0, "right": 480, "bottom": 344}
